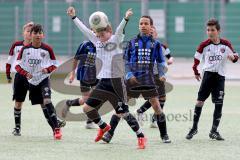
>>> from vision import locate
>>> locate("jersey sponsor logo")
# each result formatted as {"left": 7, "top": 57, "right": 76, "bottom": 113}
{"left": 220, "top": 48, "right": 225, "bottom": 53}
{"left": 41, "top": 52, "right": 46, "bottom": 58}
{"left": 28, "top": 59, "right": 41, "bottom": 67}
{"left": 208, "top": 55, "right": 223, "bottom": 62}
{"left": 105, "top": 42, "right": 117, "bottom": 51}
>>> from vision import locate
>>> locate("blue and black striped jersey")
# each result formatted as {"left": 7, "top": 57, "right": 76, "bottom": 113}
{"left": 74, "top": 41, "right": 97, "bottom": 83}
{"left": 124, "top": 34, "right": 166, "bottom": 80}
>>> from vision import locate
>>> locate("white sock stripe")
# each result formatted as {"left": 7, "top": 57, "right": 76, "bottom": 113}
{"left": 97, "top": 120, "right": 104, "bottom": 126}
{"left": 14, "top": 111, "right": 21, "bottom": 114}
{"left": 136, "top": 128, "right": 143, "bottom": 135}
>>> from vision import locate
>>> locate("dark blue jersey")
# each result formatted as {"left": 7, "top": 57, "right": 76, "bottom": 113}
{"left": 124, "top": 34, "right": 166, "bottom": 80}
{"left": 74, "top": 41, "right": 97, "bottom": 83}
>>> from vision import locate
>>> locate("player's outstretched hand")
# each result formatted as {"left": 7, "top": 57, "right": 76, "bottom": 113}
{"left": 227, "top": 54, "right": 235, "bottom": 61}
{"left": 42, "top": 68, "right": 48, "bottom": 74}
{"left": 159, "top": 76, "right": 166, "bottom": 82}
{"left": 7, "top": 76, "right": 12, "bottom": 83}
{"left": 26, "top": 73, "right": 33, "bottom": 80}
{"left": 195, "top": 74, "right": 201, "bottom": 81}
{"left": 129, "top": 76, "right": 140, "bottom": 85}
{"left": 167, "top": 57, "right": 174, "bottom": 65}
{"left": 69, "top": 71, "right": 75, "bottom": 84}
{"left": 228, "top": 53, "right": 239, "bottom": 62}
{"left": 67, "top": 6, "right": 76, "bottom": 18}
{"left": 125, "top": 8, "right": 133, "bottom": 20}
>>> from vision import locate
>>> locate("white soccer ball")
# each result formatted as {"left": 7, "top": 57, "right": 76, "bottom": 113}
{"left": 89, "top": 11, "right": 109, "bottom": 31}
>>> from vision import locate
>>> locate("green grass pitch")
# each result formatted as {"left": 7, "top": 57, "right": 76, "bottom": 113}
{"left": 0, "top": 82, "right": 240, "bottom": 160}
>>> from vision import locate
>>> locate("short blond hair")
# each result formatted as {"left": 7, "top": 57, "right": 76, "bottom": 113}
{"left": 23, "top": 21, "right": 34, "bottom": 31}
{"left": 95, "top": 24, "right": 112, "bottom": 34}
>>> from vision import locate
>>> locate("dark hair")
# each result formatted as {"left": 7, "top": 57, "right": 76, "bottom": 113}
{"left": 141, "top": 15, "right": 153, "bottom": 25}
{"left": 30, "top": 24, "right": 44, "bottom": 33}
{"left": 207, "top": 19, "right": 220, "bottom": 31}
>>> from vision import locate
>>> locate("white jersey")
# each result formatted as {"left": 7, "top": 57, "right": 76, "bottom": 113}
{"left": 15, "top": 43, "right": 57, "bottom": 85}
{"left": 73, "top": 17, "right": 127, "bottom": 79}
{"left": 6, "top": 41, "right": 24, "bottom": 73}
{"left": 161, "top": 44, "right": 171, "bottom": 57}
{"left": 194, "top": 39, "right": 237, "bottom": 76}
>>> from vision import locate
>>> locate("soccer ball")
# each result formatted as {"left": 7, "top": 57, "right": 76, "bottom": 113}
{"left": 89, "top": 11, "right": 109, "bottom": 31}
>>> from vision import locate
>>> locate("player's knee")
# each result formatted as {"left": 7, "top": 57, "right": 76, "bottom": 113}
{"left": 43, "top": 98, "right": 52, "bottom": 105}
{"left": 149, "top": 99, "right": 162, "bottom": 114}
{"left": 83, "top": 104, "right": 93, "bottom": 113}
{"left": 196, "top": 101, "right": 204, "bottom": 107}
{"left": 149, "top": 97, "right": 158, "bottom": 106}
{"left": 15, "top": 102, "right": 23, "bottom": 109}
{"left": 114, "top": 113, "right": 122, "bottom": 118}
{"left": 159, "top": 96, "right": 166, "bottom": 102}
{"left": 152, "top": 105, "right": 162, "bottom": 115}
{"left": 122, "top": 112, "right": 130, "bottom": 120}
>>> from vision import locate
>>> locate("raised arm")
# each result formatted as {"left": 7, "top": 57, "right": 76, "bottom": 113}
{"left": 67, "top": 7, "right": 98, "bottom": 44}
{"left": 115, "top": 8, "right": 133, "bottom": 38}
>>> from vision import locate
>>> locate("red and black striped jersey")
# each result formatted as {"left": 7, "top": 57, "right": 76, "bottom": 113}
{"left": 15, "top": 42, "right": 57, "bottom": 85}
{"left": 193, "top": 38, "right": 238, "bottom": 76}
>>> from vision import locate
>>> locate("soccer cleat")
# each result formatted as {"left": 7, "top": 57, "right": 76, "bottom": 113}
{"left": 137, "top": 137, "right": 146, "bottom": 149}
{"left": 161, "top": 134, "right": 171, "bottom": 143}
{"left": 12, "top": 128, "right": 21, "bottom": 136}
{"left": 209, "top": 131, "right": 225, "bottom": 141}
{"left": 54, "top": 128, "right": 62, "bottom": 140}
{"left": 102, "top": 132, "right": 113, "bottom": 143}
{"left": 95, "top": 125, "right": 111, "bottom": 142}
{"left": 136, "top": 111, "right": 144, "bottom": 126}
{"left": 57, "top": 119, "right": 66, "bottom": 128}
{"left": 85, "top": 122, "right": 97, "bottom": 129}
{"left": 186, "top": 128, "right": 198, "bottom": 140}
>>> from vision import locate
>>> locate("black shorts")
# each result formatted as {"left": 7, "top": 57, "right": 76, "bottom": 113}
{"left": 13, "top": 73, "right": 29, "bottom": 102}
{"left": 29, "top": 78, "right": 51, "bottom": 105}
{"left": 80, "top": 79, "right": 99, "bottom": 92}
{"left": 197, "top": 71, "right": 225, "bottom": 104}
{"left": 126, "top": 78, "right": 159, "bottom": 100}
{"left": 154, "top": 75, "right": 166, "bottom": 98}
{"left": 85, "top": 78, "right": 129, "bottom": 114}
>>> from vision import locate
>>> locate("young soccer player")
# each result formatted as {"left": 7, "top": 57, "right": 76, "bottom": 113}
{"left": 63, "top": 40, "right": 98, "bottom": 129}
{"left": 136, "top": 25, "right": 174, "bottom": 128}
{"left": 186, "top": 19, "right": 239, "bottom": 140}
{"left": 67, "top": 7, "right": 146, "bottom": 149}
{"left": 102, "top": 16, "right": 171, "bottom": 144}
{"left": 6, "top": 22, "right": 34, "bottom": 136}
{"left": 15, "top": 24, "right": 62, "bottom": 140}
